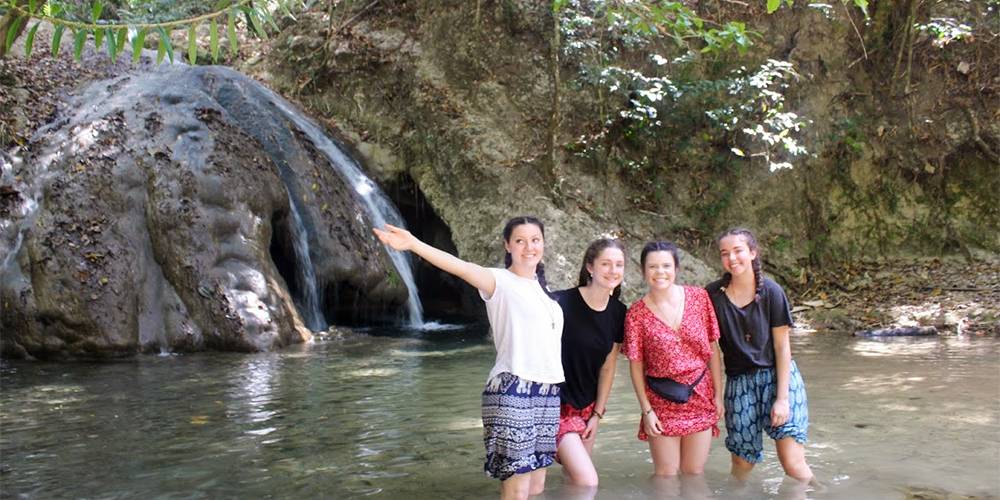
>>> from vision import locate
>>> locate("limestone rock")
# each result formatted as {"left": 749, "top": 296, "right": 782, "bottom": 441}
{"left": 0, "top": 65, "right": 408, "bottom": 358}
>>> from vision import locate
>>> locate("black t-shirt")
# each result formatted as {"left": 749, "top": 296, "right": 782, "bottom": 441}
{"left": 704, "top": 276, "right": 793, "bottom": 376}
{"left": 555, "top": 288, "right": 627, "bottom": 409}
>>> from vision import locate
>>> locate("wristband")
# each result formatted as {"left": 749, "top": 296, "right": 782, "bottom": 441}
{"left": 642, "top": 408, "right": 654, "bottom": 417}
{"left": 593, "top": 409, "right": 604, "bottom": 420}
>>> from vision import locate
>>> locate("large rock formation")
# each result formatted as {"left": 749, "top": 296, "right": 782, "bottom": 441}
{"left": 0, "top": 63, "right": 409, "bottom": 359}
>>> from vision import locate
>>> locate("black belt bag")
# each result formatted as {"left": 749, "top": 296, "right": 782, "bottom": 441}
{"left": 646, "top": 367, "right": 708, "bottom": 404}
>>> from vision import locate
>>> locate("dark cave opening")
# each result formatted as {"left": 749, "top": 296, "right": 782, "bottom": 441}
{"left": 268, "top": 210, "right": 324, "bottom": 327}
{"left": 386, "top": 176, "right": 485, "bottom": 324}
{"left": 268, "top": 176, "right": 482, "bottom": 329}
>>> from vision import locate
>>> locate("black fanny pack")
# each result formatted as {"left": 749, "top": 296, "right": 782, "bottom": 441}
{"left": 646, "top": 368, "right": 707, "bottom": 404}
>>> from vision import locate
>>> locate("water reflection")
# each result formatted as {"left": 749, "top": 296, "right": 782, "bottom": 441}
{"left": 0, "top": 331, "right": 997, "bottom": 500}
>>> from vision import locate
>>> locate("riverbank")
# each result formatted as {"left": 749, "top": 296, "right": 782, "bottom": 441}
{"left": 784, "top": 258, "right": 999, "bottom": 336}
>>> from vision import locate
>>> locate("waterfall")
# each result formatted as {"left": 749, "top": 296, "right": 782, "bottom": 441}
{"left": 201, "top": 66, "right": 426, "bottom": 328}
{"left": 268, "top": 101, "right": 425, "bottom": 328}
{"left": 286, "top": 189, "right": 326, "bottom": 332}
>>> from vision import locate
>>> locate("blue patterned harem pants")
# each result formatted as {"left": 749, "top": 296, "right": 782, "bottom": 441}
{"left": 724, "top": 359, "right": 809, "bottom": 463}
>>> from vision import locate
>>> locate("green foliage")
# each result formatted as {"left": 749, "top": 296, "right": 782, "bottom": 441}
{"left": 703, "top": 60, "right": 811, "bottom": 171}
{"left": 558, "top": 1, "right": 810, "bottom": 174}
{"left": 2, "top": 0, "right": 297, "bottom": 65}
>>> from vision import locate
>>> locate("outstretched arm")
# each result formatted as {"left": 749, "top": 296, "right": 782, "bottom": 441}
{"left": 373, "top": 224, "right": 496, "bottom": 298}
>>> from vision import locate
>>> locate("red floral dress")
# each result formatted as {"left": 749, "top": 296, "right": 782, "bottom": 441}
{"left": 622, "top": 286, "right": 721, "bottom": 440}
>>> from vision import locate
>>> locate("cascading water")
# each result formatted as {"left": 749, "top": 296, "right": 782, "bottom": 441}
{"left": 267, "top": 100, "right": 426, "bottom": 328}
{"left": 203, "top": 67, "right": 425, "bottom": 328}
{"left": 286, "top": 188, "right": 326, "bottom": 332}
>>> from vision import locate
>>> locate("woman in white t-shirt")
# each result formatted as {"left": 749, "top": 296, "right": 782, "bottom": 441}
{"left": 374, "top": 216, "right": 564, "bottom": 500}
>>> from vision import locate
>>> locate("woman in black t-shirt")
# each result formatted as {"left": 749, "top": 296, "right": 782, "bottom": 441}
{"left": 553, "top": 238, "right": 627, "bottom": 488}
{"left": 705, "top": 227, "right": 814, "bottom": 483}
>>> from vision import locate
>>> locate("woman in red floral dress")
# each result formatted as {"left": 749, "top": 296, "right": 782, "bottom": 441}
{"left": 622, "top": 240, "right": 724, "bottom": 477}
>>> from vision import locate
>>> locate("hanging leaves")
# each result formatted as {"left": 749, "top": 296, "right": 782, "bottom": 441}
{"left": 24, "top": 22, "right": 39, "bottom": 60}
{"left": 277, "top": 0, "right": 295, "bottom": 21}
{"left": 157, "top": 35, "right": 167, "bottom": 64}
{"left": 93, "top": 27, "right": 105, "bottom": 51}
{"left": 188, "top": 22, "right": 198, "bottom": 65}
{"left": 259, "top": 7, "right": 279, "bottom": 32}
{"left": 227, "top": 13, "right": 238, "bottom": 54}
{"left": 106, "top": 27, "right": 118, "bottom": 62}
{"left": 853, "top": 0, "right": 869, "bottom": 17}
{"left": 5, "top": 0, "right": 299, "bottom": 64}
{"left": 73, "top": 28, "right": 87, "bottom": 60}
{"left": 5, "top": 16, "right": 23, "bottom": 55}
{"left": 91, "top": 0, "right": 103, "bottom": 23}
{"left": 210, "top": 19, "right": 219, "bottom": 62}
{"left": 132, "top": 28, "right": 147, "bottom": 66}
{"left": 239, "top": 6, "right": 267, "bottom": 41}
{"left": 51, "top": 24, "right": 65, "bottom": 57}
{"left": 115, "top": 27, "right": 127, "bottom": 56}
{"left": 157, "top": 26, "right": 174, "bottom": 64}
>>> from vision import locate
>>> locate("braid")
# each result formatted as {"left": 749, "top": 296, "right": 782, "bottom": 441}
{"left": 752, "top": 257, "right": 763, "bottom": 301}
{"left": 718, "top": 271, "right": 733, "bottom": 294}
{"left": 504, "top": 251, "right": 512, "bottom": 268}
{"left": 536, "top": 261, "right": 558, "bottom": 300}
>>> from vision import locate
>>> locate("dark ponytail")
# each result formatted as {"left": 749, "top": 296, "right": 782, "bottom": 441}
{"left": 503, "top": 216, "right": 558, "bottom": 300}
{"left": 577, "top": 238, "right": 627, "bottom": 299}
{"left": 716, "top": 227, "right": 763, "bottom": 301}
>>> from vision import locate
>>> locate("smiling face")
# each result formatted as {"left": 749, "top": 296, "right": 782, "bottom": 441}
{"left": 504, "top": 223, "right": 545, "bottom": 270}
{"left": 641, "top": 250, "right": 677, "bottom": 291}
{"left": 587, "top": 247, "right": 625, "bottom": 291}
{"left": 718, "top": 234, "right": 757, "bottom": 277}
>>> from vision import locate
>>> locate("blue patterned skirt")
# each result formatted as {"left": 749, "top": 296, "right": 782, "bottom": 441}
{"left": 481, "top": 373, "right": 561, "bottom": 480}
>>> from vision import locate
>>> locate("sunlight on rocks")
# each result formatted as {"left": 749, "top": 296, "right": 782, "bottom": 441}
{"left": 889, "top": 303, "right": 945, "bottom": 328}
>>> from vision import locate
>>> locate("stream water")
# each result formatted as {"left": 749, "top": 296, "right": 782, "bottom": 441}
{"left": 1, "top": 330, "right": 997, "bottom": 500}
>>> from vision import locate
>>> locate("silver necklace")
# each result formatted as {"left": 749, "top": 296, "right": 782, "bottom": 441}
{"left": 531, "top": 280, "right": 556, "bottom": 330}
{"left": 647, "top": 291, "right": 684, "bottom": 339}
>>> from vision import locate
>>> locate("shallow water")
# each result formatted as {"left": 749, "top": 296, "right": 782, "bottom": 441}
{"left": 1, "top": 329, "right": 997, "bottom": 500}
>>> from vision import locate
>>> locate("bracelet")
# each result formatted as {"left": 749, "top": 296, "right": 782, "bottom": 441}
{"left": 592, "top": 409, "right": 604, "bottom": 420}
{"left": 641, "top": 408, "right": 654, "bottom": 417}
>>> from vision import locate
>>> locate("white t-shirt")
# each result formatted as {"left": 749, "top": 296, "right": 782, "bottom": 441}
{"left": 480, "top": 268, "right": 565, "bottom": 385}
